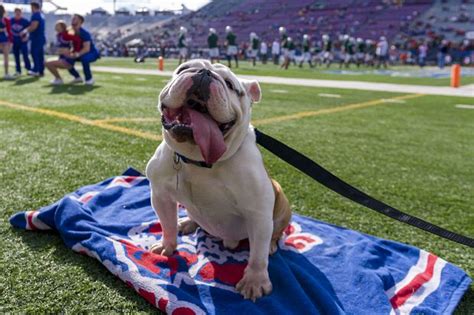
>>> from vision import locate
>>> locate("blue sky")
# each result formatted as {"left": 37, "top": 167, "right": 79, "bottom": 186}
{"left": 2, "top": 0, "right": 211, "bottom": 14}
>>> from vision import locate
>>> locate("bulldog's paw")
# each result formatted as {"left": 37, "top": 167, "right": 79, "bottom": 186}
{"left": 178, "top": 217, "right": 199, "bottom": 235}
{"left": 150, "top": 241, "right": 176, "bottom": 256}
{"left": 223, "top": 239, "right": 239, "bottom": 250}
{"left": 236, "top": 268, "right": 272, "bottom": 302}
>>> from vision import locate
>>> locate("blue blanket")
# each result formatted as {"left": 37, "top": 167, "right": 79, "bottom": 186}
{"left": 10, "top": 168, "right": 471, "bottom": 314}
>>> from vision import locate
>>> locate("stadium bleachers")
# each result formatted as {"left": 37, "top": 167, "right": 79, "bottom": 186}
{"left": 152, "top": 0, "right": 435, "bottom": 48}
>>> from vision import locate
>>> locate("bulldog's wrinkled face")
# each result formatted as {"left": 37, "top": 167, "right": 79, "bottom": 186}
{"left": 159, "top": 59, "right": 261, "bottom": 164}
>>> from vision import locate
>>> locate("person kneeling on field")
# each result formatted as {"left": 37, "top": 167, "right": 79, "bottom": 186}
{"left": 67, "top": 14, "right": 100, "bottom": 85}
{"left": 45, "top": 20, "right": 82, "bottom": 85}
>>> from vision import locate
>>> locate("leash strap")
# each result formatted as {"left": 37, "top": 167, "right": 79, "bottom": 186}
{"left": 254, "top": 128, "right": 474, "bottom": 248}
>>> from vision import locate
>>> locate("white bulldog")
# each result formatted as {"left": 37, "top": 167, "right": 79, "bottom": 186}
{"left": 146, "top": 59, "right": 291, "bottom": 301}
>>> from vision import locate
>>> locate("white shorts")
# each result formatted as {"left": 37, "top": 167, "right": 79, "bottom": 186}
{"left": 209, "top": 47, "right": 219, "bottom": 58}
{"left": 227, "top": 45, "right": 238, "bottom": 56}
{"left": 179, "top": 47, "right": 188, "bottom": 57}
{"left": 303, "top": 52, "right": 312, "bottom": 62}
{"left": 344, "top": 54, "right": 353, "bottom": 63}
{"left": 289, "top": 50, "right": 295, "bottom": 59}
{"left": 282, "top": 48, "right": 289, "bottom": 57}
{"left": 248, "top": 49, "right": 258, "bottom": 58}
{"left": 323, "top": 51, "right": 333, "bottom": 60}
{"left": 356, "top": 52, "right": 364, "bottom": 60}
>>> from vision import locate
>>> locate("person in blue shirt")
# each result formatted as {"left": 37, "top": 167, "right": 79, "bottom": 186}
{"left": 10, "top": 7, "right": 31, "bottom": 76}
{"left": 67, "top": 14, "right": 100, "bottom": 85}
{"left": 22, "top": 2, "right": 45, "bottom": 77}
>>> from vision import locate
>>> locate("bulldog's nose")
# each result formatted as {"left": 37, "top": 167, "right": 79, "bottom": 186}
{"left": 198, "top": 69, "right": 212, "bottom": 77}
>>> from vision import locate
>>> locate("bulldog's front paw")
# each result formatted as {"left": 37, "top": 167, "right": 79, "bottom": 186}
{"left": 150, "top": 241, "right": 176, "bottom": 256}
{"left": 236, "top": 268, "right": 272, "bottom": 301}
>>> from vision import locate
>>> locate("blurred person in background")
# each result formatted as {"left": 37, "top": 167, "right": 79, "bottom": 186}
{"left": 67, "top": 14, "right": 100, "bottom": 85}
{"left": 437, "top": 40, "right": 449, "bottom": 69}
{"left": 279, "top": 26, "right": 290, "bottom": 69}
{"left": 22, "top": 2, "right": 45, "bottom": 77}
{"left": 45, "top": 20, "right": 82, "bottom": 85}
{"left": 225, "top": 26, "right": 238, "bottom": 68}
{"left": 376, "top": 36, "right": 388, "bottom": 68}
{"left": 299, "top": 34, "right": 313, "bottom": 68}
{"left": 355, "top": 37, "right": 365, "bottom": 68}
{"left": 177, "top": 26, "right": 188, "bottom": 65}
{"left": 272, "top": 39, "right": 280, "bottom": 65}
{"left": 260, "top": 40, "right": 268, "bottom": 64}
{"left": 208, "top": 28, "right": 219, "bottom": 63}
{"left": 10, "top": 7, "right": 30, "bottom": 76}
{"left": 0, "top": 5, "right": 13, "bottom": 80}
{"left": 249, "top": 32, "right": 259, "bottom": 66}
{"left": 417, "top": 41, "right": 427, "bottom": 68}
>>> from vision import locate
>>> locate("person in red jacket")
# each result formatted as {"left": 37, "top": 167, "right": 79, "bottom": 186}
{"left": 0, "top": 5, "right": 14, "bottom": 80}
{"left": 45, "top": 20, "right": 82, "bottom": 85}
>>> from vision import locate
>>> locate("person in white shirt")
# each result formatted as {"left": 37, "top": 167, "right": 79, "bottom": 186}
{"left": 260, "top": 41, "right": 268, "bottom": 64}
{"left": 376, "top": 36, "right": 389, "bottom": 68}
{"left": 272, "top": 40, "right": 280, "bottom": 65}
{"left": 418, "top": 42, "right": 427, "bottom": 68}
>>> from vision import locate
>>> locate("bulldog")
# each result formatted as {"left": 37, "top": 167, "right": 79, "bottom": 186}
{"left": 146, "top": 59, "right": 291, "bottom": 301}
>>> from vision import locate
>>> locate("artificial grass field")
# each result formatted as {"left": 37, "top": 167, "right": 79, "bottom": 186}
{"left": 0, "top": 63, "right": 473, "bottom": 313}
{"left": 94, "top": 57, "right": 474, "bottom": 87}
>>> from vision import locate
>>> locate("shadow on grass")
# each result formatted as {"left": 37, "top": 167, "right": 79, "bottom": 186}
{"left": 455, "top": 288, "right": 474, "bottom": 315}
{"left": 44, "top": 84, "right": 101, "bottom": 95}
{"left": 12, "top": 77, "right": 41, "bottom": 86}
{"left": 10, "top": 228, "right": 159, "bottom": 313}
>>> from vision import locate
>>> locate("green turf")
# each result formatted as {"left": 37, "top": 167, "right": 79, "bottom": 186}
{"left": 94, "top": 57, "right": 474, "bottom": 87}
{"left": 0, "top": 70, "right": 473, "bottom": 313}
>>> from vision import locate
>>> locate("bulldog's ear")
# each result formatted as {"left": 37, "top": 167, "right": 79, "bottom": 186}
{"left": 242, "top": 80, "right": 261, "bottom": 103}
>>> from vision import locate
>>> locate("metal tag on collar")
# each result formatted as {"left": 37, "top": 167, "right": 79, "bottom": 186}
{"left": 173, "top": 152, "right": 182, "bottom": 190}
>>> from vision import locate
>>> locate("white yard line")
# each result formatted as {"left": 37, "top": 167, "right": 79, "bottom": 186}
{"left": 318, "top": 93, "right": 341, "bottom": 98}
{"left": 270, "top": 89, "right": 289, "bottom": 93}
{"left": 455, "top": 104, "right": 474, "bottom": 109}
{"left": 92, "top": 66, "right": 474, "bottom": 98}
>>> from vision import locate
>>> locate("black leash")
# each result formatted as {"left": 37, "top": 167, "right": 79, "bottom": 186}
{"left": 254, "top": 128, "right": 474, "bottom": 248}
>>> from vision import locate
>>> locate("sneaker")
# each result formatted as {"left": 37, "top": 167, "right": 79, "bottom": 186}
{"left": 3, "top": 74, "right": 16, "bottom": 80}
{"left": 27, "top": 70, "right": 39, "bottom": 76}
{"left": 14, "top": 72, "right": 21, "bottom": 77}
{"left": 50, "top": 78, "right": 64, "bottom": 85}
{"left": 69, "top": 77, "right": 84, "bottom": 84}
{"left": 84, "top": 78, "right": 95, "bottom": 86}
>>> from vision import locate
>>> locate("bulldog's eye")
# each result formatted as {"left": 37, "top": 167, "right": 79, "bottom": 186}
{"left": 225, "top": 79, "right": 234, "bottom": 91}
{"left": 177, "top": 66, "right": 189, "bottom": 74}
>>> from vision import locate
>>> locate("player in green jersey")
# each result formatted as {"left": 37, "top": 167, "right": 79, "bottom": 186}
{"left": 208, "top": 28, "right": 219, "bottom": 63}
{"left": 249, "top": 32, "right": 259, "bottom": 66}
{"left": 225, "top": 25, "right": 238, "bottom": 68}
{"left": 299, "top": 34, "right": 314, "bottom": 68}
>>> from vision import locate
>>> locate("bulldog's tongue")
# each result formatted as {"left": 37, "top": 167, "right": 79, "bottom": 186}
{"left": 183, "top": 107, "right": 226, "bottom": 164}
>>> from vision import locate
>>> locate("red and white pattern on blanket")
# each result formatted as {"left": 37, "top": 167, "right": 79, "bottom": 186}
{"left": 73, "top": 219, "right": 322, "bottom": 314}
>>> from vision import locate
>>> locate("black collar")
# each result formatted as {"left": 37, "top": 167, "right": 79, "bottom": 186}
{"left": 175, "top": 152, "right": 213, "bottom": 168}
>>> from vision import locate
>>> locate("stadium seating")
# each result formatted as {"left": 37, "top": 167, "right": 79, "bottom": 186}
{"left": 153, "top": 0, "right": 434, "bottom": 48}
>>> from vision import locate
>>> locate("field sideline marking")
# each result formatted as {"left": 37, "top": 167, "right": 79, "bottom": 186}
{"left": 252, "top": 93, "right": 424, "bottom": 126}
{"left": 0, "top": 93, "right": 423, "bottom": 142}
{"left": 0, "top": 100, "right": 163, "bottom": 142}
{"left": 455, "top": 104, "right": 474, "bottom": 109}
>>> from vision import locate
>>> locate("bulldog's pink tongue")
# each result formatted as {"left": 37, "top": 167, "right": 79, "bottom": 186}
{"left": 183, "top": 107, "right": 226, "bottom": 164}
